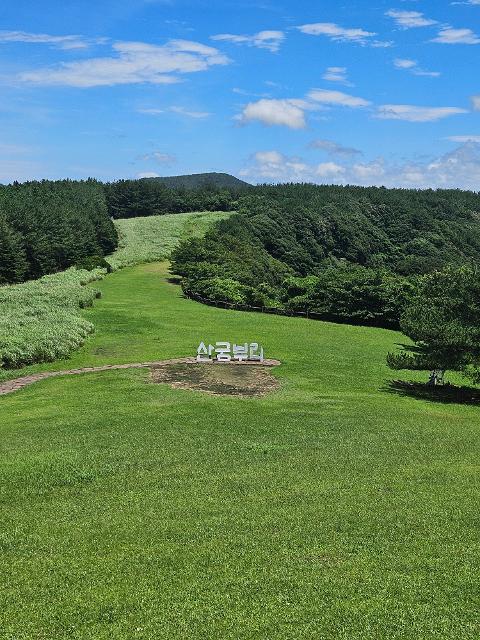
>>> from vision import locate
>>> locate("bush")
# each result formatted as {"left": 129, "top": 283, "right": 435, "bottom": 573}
{"left": 76, "top": 255, "right": 113, "bottom": 273}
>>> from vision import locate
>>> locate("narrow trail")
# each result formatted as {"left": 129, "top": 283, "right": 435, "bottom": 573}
{"left": 0, "top": 358, "right": 281, "bottom": 397}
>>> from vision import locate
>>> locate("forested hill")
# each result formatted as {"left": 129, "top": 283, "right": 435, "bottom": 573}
{"left": 0, "top": 180, "right": 118, "bottom": 285}
{"left": 142, "top": 172, "right": 250, "bottom": 190}
{"left": 171, "top": 183, "right": 480, "bottom": 328}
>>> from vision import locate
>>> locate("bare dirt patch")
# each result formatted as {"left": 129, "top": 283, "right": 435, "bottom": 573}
{"left": 150, "top": 363, "right": 280, "bottom": 397}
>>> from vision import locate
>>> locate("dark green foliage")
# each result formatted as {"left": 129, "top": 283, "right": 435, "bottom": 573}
{"left": 104, "top": 178, "right": 245, "bottom": 219}
{"left": 236, "top": 184, "right": 480, "bottom": 275}
{"left": 142, "top": 172, "right": 250, "bottom": 190}
{"left": 283, "top": 266, "right": 415, "bottom": 328}
{"left": 0, "top": 213, "right": 28, "bottom": 284}
{"left": 76, "top": 255, "right": 113, "bottom": 273}
{"left": 171, "top": 183, "right": 480, "bottom": 328}
{"left": 388, "top": 266, "right": 480, "bottom": 382}
{"left": 0, "top": 179, "right": 117, "bottom": 283}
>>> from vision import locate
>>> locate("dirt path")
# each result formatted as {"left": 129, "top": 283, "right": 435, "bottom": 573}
{"left": 0, "top": 358, "right": 281, "bottom": 397}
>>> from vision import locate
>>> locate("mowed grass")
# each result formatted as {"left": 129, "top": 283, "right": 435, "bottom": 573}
{"left": 1, "top": 263, "right": 479, "bottom": 639}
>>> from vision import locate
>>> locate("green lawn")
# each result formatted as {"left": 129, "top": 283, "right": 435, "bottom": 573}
{"left": 1, "top": 262, "right": 479, "bottom": 639}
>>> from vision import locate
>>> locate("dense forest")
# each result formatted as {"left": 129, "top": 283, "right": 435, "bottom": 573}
{"left": 0, "top": 180, "right": 117, "bottom": 285}
{"left": 104, "top": 178, "right": 245, "bottom": 219}
{"left": 171, "top": 184, "right": 480, "bottom": 328}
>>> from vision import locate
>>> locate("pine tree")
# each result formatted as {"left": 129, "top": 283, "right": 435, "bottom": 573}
{"left": 0, "top": 214, "right": 28, "bottom": 284}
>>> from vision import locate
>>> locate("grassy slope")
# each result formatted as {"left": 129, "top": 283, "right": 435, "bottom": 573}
{"left": 108, "top": 211, "right": 232, "bottom": 269}
{"left": 1, "top": 262, "right": 479, "bottom": 639}
{"left": 0, "top": 211, "right": 230, "bottom": 381}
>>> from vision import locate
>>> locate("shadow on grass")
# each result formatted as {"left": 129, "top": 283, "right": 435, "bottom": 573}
{"left": 384, "top": 380, "right": 480, "bottom": 405}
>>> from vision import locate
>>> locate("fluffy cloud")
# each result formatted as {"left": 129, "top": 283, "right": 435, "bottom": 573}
{"left": 309, "top": 139, "right": 362, "bottom": 157}
{"left": 239, "top": 90, "right": 465, "bottom": 129}
{"left": 393, "top": 58, "right": 440, "bottom": 77}
{"left": 239, "top": 98, "right": 311, "bottom": 129}
{"left": 385, "top": 10, "right": 437, "bottom": 28}
{"left": 242, "top": 142, "right": 480, "bottom": 190}
{"left": 316, "top": 162, "right": 346, "bottom": 177}
{"left": 0, "top": 30, "right": 105, "bottom": 50}
{"left": 246, "top": 150, "right": 309, "bottom": 180}
{"left": 238, "top": 89, "right": 370, "bottom": 129}
{"left": 19, "top": 39, "right": 230, "bottom": 87}
{"left": 376, "top": 104, "right": 467, "bottom": 122}
{"left": 211, "top": 30, "right": 284, "bottom": 53}
{"left": 431, "top": 27, "right": 480, "bottom": 44}
{"left": 472, "top": 96, "right": 480, "bottom": 110}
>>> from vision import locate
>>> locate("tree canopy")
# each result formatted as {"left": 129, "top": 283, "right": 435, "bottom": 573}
{"left": 171, "top": 183, "right": 480, "bottom": 328}
{"left": 388, "top": 266, "right": 480, "bottom": 383}
{"left": 0, "top": 179, "right": 117, "bottom": 284}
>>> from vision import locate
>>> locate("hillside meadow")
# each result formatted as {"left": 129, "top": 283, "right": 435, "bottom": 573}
{"left": 0, "top": 211, "right": 230, "bottom": 375}
{"left": 0, "top": 260, "right": 479, "bottom": 639}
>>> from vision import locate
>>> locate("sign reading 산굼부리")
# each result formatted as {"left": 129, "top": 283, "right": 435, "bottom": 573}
{"left": 196, "top": 341, "right": 264, "bottom": 363}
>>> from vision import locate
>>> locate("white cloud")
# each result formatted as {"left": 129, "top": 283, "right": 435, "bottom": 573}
{"left": 316, "top": 162, "right": 346, "bottom": 177}
{"left": 211, "top": 30, "right": 284, "bottom": 53}
{"left": 472, "top": 96, "right": 480, "bottom": 110}
{"left": 431, "top": 27, "right": 480, "bottom": 44}
{"left": 322, "top": 66, "right": 351, "bottom": 85}
{"left": 239, "top": 98, "right": 309, "bottom": 129}
{"left": 393, "top": 58, "right": 440, "bottom": 77}
{"left": 19, "top": 39, "right": 230, "bottom": 87}
{"left": 297, "top": 22, "right": 377, "bottom": 45}
{"left": 394, "top": 58, "right": 416, "bottom": 69}
{"left": 0, "top": 30, "right": 105, "bottom": 50}
{"left": 242, "top": 142, "right": 480, "bottom": 190}
{"left": 141, "top": 151, "right": 176, "bottom": 164}
{"left": 385, "top": 10, "right": 437, "bottom": 28}
{"left": 309, "top": 139, "right": 362, "bottom": 157}
{"left": 308, "top": 89, "right": 371, "bottom": 108}
{"left": 238, "top": 88, "right": 369, "bottom": 129}
{"left": 137, "top": 172, "right": 161, "bottom": 178}
{"left": 376, "top": 104, "right": 468, "bottom": 122}
{"left": 243, "top": 150, "right": 309, "bottom": 180}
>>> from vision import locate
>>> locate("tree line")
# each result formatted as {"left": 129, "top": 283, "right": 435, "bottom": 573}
{"left": 171, "top": 183, "right": 480, "bottom": 329}
{"left": 0, "top": 180, "right": 118, "bottom": 285}
{"left": 104, "top": 179, "right": 244, "bottom": 219}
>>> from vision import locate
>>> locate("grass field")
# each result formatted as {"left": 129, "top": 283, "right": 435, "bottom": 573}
{"left": 1, "top": 260, "right": 479, "bottom": 639}
{"left": 0, "top": 211, "right": 230, "bottom": 375}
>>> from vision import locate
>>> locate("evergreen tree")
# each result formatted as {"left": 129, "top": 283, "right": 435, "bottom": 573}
{"left": 0, "top": 214, "right": 28, "bottom": 284}
{"left": 387, "top": 266, "right": 480, "bottom": 384}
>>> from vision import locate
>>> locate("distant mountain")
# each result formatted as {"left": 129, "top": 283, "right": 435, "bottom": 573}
{"left": 141, "top": 172, "right": 250, "bottom": 190}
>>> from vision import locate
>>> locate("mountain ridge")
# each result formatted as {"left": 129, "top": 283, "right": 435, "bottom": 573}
{"left": 141, "top": 172, "right": 250, "bottom": 190}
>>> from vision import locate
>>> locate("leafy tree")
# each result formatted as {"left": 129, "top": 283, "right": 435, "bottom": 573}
{"left": 387, "top": 266, "right": 480, "bottom": 384}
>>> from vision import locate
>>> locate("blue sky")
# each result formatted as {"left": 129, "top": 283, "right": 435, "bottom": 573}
{"left": 0, "top": 0, "right": 479, "bottom": 187}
